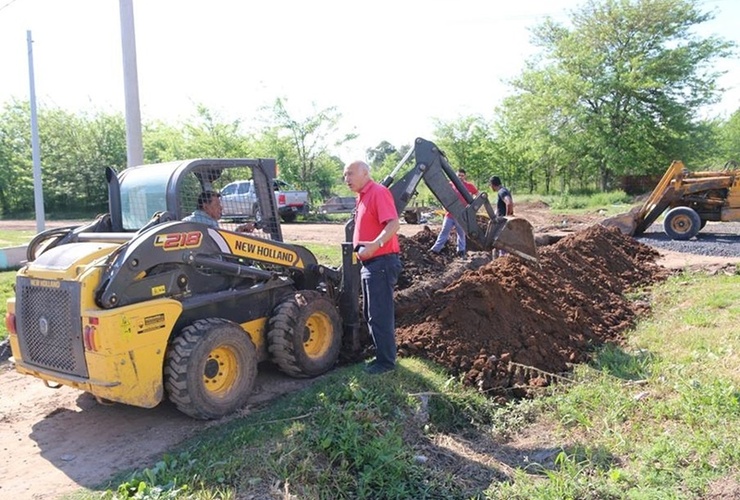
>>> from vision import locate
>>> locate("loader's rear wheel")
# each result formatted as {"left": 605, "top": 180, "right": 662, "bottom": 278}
{"left": 165, "top": 318, "right": 257, "bottom": 420}
{"left": 664, "top": 206, "right": 701, "bottom": 240}
{"left": 267, "top": 291, "right": 342, "bottom": 378}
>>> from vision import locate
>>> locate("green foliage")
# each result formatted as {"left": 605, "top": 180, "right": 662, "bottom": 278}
{"left": 717, "top": 108, "right": 740, "bottom": 164}
{"left": 258, "top": 97, "right": 355, "bottom": 202}
{"left": 543, "top": 189, "right": 633, "bottom": 210}
{"left": 0, "top": 100, "right": 40, "bottom": 214}
{"left": 432, "top": 115, "right": 497, "bottom": 188}
{"left": 497, "top": 0, "right": 735, "bottom": 193}
{"left": 0, "top": 101, "right": 126, "bottom": 216}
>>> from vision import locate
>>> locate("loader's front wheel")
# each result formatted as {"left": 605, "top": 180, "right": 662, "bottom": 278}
{"left": 165, "top": 318, "right": 257, "bottom": 420}
{"left": 664, "top": 206, "right": 701, "bottom": 240}
{"left": 267, "top": 291, "right": 342, "bottom": 378}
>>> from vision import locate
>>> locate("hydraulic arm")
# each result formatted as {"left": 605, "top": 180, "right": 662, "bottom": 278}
{"left": 384, "top": 137, "right": 538, "bottom": 262}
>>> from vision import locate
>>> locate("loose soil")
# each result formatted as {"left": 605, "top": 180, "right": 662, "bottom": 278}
{"left": 1, "top": 203, "right": 738, "bottom": 499}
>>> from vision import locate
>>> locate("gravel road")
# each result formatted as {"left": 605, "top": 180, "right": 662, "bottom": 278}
{"left": 636, "top": 221, "right": 740, "bottom": 257}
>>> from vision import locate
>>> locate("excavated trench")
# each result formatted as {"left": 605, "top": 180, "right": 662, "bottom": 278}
{"left": 388, "top": 224, "right": 670, "bottom": 397}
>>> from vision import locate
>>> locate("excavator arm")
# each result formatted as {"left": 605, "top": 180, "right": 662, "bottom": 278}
{"left": 384, "top": 137, "right": 538, "bottom": 262}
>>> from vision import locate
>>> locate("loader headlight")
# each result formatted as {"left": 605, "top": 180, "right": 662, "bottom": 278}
{"left": 83, "top": 319, "right": 99, "bottom": 352}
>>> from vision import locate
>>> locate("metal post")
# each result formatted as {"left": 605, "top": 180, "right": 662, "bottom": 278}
{"left": 27, "top": 30, "right": 45, "bottom": 233}
{"left": 119, "top": 0, "right": 143, "bottom": 167}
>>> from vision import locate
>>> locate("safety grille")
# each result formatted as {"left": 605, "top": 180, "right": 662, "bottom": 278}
{"left": 16, "top": 278, "right": 88, "bottom": 378}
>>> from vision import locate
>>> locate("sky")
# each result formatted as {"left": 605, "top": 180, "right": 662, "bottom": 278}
{"left": 0, "top": 0, "right": 739, "bottom": 161}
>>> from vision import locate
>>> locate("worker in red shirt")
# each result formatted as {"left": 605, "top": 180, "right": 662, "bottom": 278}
{"left": 430, "top": 168, "right": 479, "bottom": 258}
{"left": 344, "top": 160, "right": 402, "bottom": 374}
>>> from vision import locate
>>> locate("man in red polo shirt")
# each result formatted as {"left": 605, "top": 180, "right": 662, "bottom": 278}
{"left": 429, "top": 168, "right": 479, "bottom": 258}
{"left": 344, "top": 160, "right": 402, "bottom": 374}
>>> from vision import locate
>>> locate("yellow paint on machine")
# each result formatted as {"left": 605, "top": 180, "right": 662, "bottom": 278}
{"left": 240, "top": 317, "right": 268, "bottom": 361}
{"left": 220, "top": 232, "right": 304, "bottom": 268}
{"left": 9, "top": 246, "right": 271, "bottom": 409}
{"left": 79, "top": 299, "right": 184, "bottom": 407}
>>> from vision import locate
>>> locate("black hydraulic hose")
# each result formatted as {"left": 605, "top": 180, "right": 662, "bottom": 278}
{"left": 26, "top": 226, "right": 76, "bottom": 262}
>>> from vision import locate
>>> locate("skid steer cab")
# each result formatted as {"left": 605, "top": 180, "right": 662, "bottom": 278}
{"left": 5, "top": 158, "right": 357, "bottom": 420}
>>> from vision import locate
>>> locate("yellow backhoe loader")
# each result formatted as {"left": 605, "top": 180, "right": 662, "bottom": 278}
{"left": 603, "top": 160, "right": 740, "bottom": 240}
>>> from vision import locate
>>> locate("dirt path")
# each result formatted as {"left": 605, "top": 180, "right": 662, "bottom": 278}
{"left": 1, "top": 207, "right": 738, "bottom": 499}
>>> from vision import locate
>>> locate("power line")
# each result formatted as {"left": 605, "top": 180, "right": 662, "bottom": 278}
{"left": 0, "top": 0, "right": 19, "bottom": 14}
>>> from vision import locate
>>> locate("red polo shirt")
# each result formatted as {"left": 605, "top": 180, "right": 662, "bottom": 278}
{"left": 353, "top": 180, "right": 400, "bottom": 258}
{"left": 445, "top": 180, "right": 478, "bottom": 218}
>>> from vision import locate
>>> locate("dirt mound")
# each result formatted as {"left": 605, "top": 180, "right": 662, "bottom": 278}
{"left": 394, "top": 224, "right": 669, "bottom": 396}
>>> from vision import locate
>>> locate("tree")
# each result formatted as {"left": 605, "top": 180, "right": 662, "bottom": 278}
{"left": 718, "top": 109, "right": 740, "bottom": 164}
{"left": 502, "top": 0, "right": 734, "bottom": 191}
{"left": 0, "top": 100, "right": 35, "bottom": 214}
{"left": 260, "top": 98, "right": 357, "bottom": 203}
{"left": 181, "top": 104, "right": 253, "bottom": 159}
{"left": 366, "top": 140, "right": 397, "bottom": 168}
{"left": 143, "top": 120, "right": 189, "bottom": 164}
{"left": 432, "top": 116, "right": 498, "bottom": 188}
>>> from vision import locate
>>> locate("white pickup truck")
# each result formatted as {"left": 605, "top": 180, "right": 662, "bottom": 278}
{"left": 220, "top": 179, "right": 309, "bottom": 223}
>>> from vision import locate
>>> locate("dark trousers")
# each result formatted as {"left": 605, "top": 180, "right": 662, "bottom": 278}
{"left": 361, "top": 253, "right": 402, "bottom": 368}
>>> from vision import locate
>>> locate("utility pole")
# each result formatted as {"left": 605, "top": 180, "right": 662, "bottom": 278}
{"left": 27, "top": 30, "right": 45, "bottom": 233}
{"left": 119, "top": 0, "right": 143, "bottom": 167}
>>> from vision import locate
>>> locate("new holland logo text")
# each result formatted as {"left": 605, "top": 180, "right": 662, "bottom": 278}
{"left": 234, "top": 239, "right": 298, "bottom": 265}
{"left": 154, "top": 231, "right": 203, "bottom": 251}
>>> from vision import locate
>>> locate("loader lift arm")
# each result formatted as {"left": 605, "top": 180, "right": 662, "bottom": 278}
{"left": 383, "top": 137, "right": 538, "bottom": 262}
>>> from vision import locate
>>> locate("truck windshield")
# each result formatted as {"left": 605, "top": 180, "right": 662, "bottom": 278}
{"left": 119, "top": 166, "right": 173, "bottom": 231}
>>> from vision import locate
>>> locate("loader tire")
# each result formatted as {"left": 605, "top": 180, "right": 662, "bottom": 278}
{"left": 664, "top": 206, "right": 701, "bottom": 240}
{"left": 267, "top": 291, "right": 342, "bottom": 378}
{"left": 164, "top": 318, "right": 257, "bottom": 420}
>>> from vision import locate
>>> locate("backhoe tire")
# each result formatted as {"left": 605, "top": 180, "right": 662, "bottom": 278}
{"left": 664, "top": 206, "right": 701, "bottom": 240}
{"left": 267, "top": 291, "right": 342, "bottom": 378}
{"left": 165, "top": 318, "right": 257, "bottom": 420}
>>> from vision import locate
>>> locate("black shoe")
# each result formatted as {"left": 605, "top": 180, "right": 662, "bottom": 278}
{"left": 429, "top": 248, "right": 441, "bottom": 255}
{"left": 456, "top": 251, "right": 466, "bottom": 258}
{"left": 364, "top": 362, "right": 395, "bottom": 375}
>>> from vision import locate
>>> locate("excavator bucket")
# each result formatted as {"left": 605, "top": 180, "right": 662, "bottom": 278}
{"left": 486, "top": 216, "right": 539, "bottom": 263}
{"left": 600, "top": 206, "right": 641, "bottom": 236}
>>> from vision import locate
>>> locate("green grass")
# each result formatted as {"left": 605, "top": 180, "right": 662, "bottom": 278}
{"left": 518, "top": 190, "right": 637, "bottom": 216}
{"left": 60, "top": 271, "right": 740, "bottom": 499}
{"left": 0, "top": 229, "right": 37, "bottom": 247}
{"left": 487, "top": 271, "right": 740, "bottom": 499}
{"left": 297, "top": 242, "right": 342, "bottom": 267}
